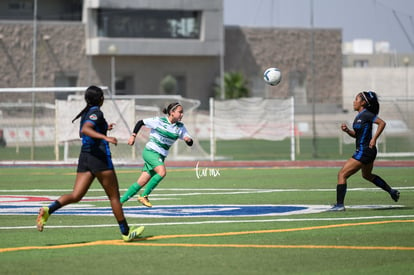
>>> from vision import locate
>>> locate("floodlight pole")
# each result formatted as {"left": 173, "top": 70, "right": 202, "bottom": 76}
{"left": 108, "top": 44, "right": 117, "bottom": 95}
{"left": 219, "top": 17, "right": 225, "bottom": 100}
{"left": 310, "top": 0, "right": 318, "bottom": 158}
{"left": 404, "top": 57, "right": 410, "bottom": 125}
{"left": 31, "top": 0, "right": 38, "bottom": 160}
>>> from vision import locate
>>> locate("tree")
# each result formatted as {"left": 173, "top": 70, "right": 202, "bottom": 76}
{"left": 215, "top": 72, "right": 249, "bottom": 99}
{"left": 160, "top": 75, "right": 177, "bottom": 94}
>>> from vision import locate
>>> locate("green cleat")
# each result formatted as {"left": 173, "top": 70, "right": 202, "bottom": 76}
{"left": 36, "top": 207, "right": 50, "bottom": 232}
{"left": 122, "top": 226, "right": 145, "bottom": 242}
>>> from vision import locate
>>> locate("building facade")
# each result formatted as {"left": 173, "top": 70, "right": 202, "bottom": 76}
{"left": 0, "top": 0, "right": 342, "bottom": 110}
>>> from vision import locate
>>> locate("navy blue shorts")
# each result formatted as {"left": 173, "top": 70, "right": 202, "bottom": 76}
{"left": 77, "top": 152, "right": 114, "bottom": 173}
{"left": 352, "top": 146, "right": 377, "bottom": 164}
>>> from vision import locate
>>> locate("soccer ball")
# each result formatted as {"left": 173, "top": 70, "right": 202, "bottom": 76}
{"left": 263, "top": 67, "right": 282, "bottom": 86}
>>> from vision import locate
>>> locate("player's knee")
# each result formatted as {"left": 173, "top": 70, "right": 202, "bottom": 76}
{"left": 362, "top": 173, "right": 374, "bottom": 181}
{"left": 337, "top": 170, "right": 346, "bottom": 180}
{"left": 159, "top": 170, "right": 167, "bottom": 178}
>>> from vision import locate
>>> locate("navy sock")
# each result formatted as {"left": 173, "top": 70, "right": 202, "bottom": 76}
{"left": 336, "top": 184, "right": 347, "bottom": 205}
{"left": 48, "top": 200, "right": 62, "bottom": 214}
{"left": 118, "top": 219, "right": 129, "bottom": 236}
{"left": 372, "top": 175, "right": 392, "bottom": 193}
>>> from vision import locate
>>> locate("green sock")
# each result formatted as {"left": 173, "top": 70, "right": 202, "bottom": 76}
{"left": 120, "top": 183, "right": 142, "bottom": 203}
{"left": 141, "top": 173, "right": 163, "bottom": 197}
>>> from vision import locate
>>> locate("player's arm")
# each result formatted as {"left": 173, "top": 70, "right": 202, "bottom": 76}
{"left": 370, "top": 117, "right": 386, "bottom": 148}
{"left": 128, "top": 120, "right": 145, "bottom": 146}
{"left": 81, "top": 121, "right": 117, "bottom": 145}
{"left": 184, "top": 136, "right": 193, "bottom": 147}
{"left": 341, "top": 123, "right": 355, "bottom": 138}
{"left": 181, "top": 126, "right": 193, "bottom": 147}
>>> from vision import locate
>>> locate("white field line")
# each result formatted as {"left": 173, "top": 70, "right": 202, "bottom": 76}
{"left": 1, "top": 186, "right": 413, "bottom": 194}
{"left": 2, "top": 215, "right": 414, "bottom": 230}
{"left": 1, "top": 187, "right": 413, "bottom": 230}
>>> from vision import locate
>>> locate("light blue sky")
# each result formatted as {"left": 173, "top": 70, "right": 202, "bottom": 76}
{"left": 224, "top": 0, "right": 414, "bottom": 53}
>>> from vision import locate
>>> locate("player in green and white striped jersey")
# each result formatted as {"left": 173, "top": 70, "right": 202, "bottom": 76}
{"left": 120, "top": 102, "right": 193, "bottom": 207}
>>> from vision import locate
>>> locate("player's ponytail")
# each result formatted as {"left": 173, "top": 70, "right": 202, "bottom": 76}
{"left": 360, "top": 91, "right": 380, "bottom": 115}
{"left": 72, "top": 86, "right": 104, "bottom": 123}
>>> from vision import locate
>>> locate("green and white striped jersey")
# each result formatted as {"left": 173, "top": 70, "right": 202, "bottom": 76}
{"left": 143, "top": 116, "right": 192, "bottom": 157}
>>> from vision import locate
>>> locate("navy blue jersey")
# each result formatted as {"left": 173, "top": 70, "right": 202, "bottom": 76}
{"left": 80, "top": 106, "right": 111, "bottom": 156}
{"left": 352, "top": 109, "right": 377, "bottom": 151}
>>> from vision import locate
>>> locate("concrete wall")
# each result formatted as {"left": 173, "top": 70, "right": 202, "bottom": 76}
{"left": 224, "top": 26, "right": 343, "bottom": 108}
{"left": 0, "top": 22, "right": 95, "bottom": 88}
{"left": 0, "top": 22, "right": 343, "bottom": 110}
{"left": 343, "top": 67, "right": 414, "bottom": 109}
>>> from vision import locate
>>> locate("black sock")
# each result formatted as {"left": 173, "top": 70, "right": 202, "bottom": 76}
{"left": 118, "top": 219, "right": 129, "bottom": 236}
{"left": 372, "top": 175, "right": 392, "bottom": 193}
{"left": 336, "top": 184, "right": 347, "bottom": 205}
{"left": 48, "top": 200, "right": 62, "bottom": 214}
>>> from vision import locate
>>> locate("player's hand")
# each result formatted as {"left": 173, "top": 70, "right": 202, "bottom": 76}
{"left": 108, "top": 123, "right": 116, "bottom": 131}
{"left": 106, "top": 136, "right": 118, "bottom": 146}
{"left": 128, "top": 135, "right": 135, "bottom": 146}
{"left": 369, "top": 138, "right": 376, "bottom": 148}
{"left": 340, "top": 123, "right": 348, "bottom": 132}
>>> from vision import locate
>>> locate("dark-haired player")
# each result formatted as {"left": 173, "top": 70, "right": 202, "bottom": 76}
{"left": 329, "top": 91, "right": 400, "bottom": 211}
{"left": 120, "top": 102, "right": 193, "bottom": 207}
{"left": 36, "top": 85, "right": 144, "bottom": 241}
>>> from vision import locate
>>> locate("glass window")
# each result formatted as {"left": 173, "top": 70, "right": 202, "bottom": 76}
{"left": 115, "top": 76, "right": 134, "bottom": 95}
{"left": 353, "top": 60, "right": 369, "bottom": 67}
{"left": 97, "top": 9, "right": 201, "bottom": 39}
{"left": 8, "top": 0, "right": 32, "bottom": 11}
{"left": 1, "top": 0, "right": 82, "bottom": 21}
{"left": 54, "top": 73, "right": 78, "bottom": 100}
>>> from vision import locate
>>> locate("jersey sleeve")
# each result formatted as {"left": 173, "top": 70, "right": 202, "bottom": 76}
{"left": 179, "top": 125, "right": 192, "bottom": 140}
{"left": 143, "top": 117, "right": 159, "bottom": 129}
{"left": 85, "top": 109, "right": 103, "bottom": 126}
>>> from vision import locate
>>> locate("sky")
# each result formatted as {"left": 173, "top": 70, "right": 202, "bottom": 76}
{"left": 223, "top": 0, "right": 414, "bottom": 53}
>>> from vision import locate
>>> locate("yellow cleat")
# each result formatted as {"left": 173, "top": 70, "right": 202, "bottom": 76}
{"left": 122, "top": 226, "right": 145, "bottom": 242}
{"left": 138, "top": 196, "right": 152, "bottom": 208}
{"left": 36, "top": 207, "right": 50, "bottom": 232}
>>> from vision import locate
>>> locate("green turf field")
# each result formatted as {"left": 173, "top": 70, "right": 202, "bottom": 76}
{"left": 1, "top": 136, "right": 413, "bottom": 161}
{"left": 0, "top": 166, "right": 413, "bottom": 274}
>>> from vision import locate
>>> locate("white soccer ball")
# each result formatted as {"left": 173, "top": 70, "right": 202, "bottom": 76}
{"left": 263, "top": 67, "right": 282, "bottom": 86}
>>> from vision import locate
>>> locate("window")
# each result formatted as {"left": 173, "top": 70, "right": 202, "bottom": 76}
{"left": 1, "top": 0, "right": 82, "bottom": 21}
{"left": 115, "top": 76, "right": 134, "bottom": 95}
{"left": 97, "top": 9, "right": 201, "bottom": 39}
{"left": 8, "top": 0, "right": 32, "bottom": 11}
{"left": 54, "top": 73, "right": 78, "bottom": 100}
{"left": 353, "top": 60, "right": 369, "bottom": 67}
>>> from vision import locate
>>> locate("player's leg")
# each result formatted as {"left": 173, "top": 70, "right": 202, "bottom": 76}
{"left": 120, "top": 171, "right": 151, "bottom": 203}
{"left": 361, "top": 162, "right": 400, "bottom": 202}
{"left": 142, "top": 165, "right": 166, "bottom": 196}
{"left": 330, "top": 158, "right": 362, "bottom": 211}
{"left": 137, "top": 149, "right": 166, "bottom": 207}
{"left": 96, "top": 170, "right": 144, "bottom": 241}
{"left": 36, "top": 171, "right": 94, "bottom": 232}
{"left": 58, "top": 172, "right": 95, "bottom": 205}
